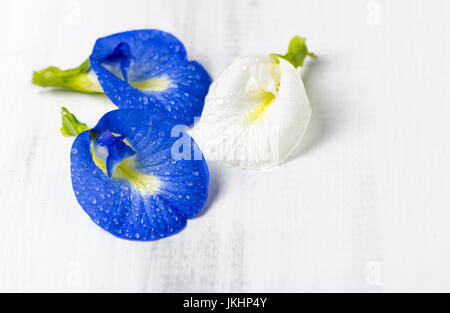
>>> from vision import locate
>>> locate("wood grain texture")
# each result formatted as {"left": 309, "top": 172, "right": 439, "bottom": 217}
{"left": 0, "top": 0, "right": 449, "bottom": 292}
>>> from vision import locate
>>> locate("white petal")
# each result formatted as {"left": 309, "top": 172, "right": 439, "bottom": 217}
{"left": 191, "top": 56, "right": 311, "bottom": 169}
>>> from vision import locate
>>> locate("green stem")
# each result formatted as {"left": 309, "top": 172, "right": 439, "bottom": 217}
{"left": 33, "top": 59, "right": 103, "bottom": 93}
{"left": 271, "top": 36, "right": 315, "bottom": 68}
{"left": 60, "top": 107, "right": 89, "bottom": 137}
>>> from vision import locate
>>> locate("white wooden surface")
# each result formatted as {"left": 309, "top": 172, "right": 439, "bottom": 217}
{"left": 1, "top": 0, "right": 450, "bottom": 292}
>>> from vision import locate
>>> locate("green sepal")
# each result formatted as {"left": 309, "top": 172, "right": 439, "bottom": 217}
{"left": 33, "top": 59, "right": 103, "bottom": 93}
{"left": 271, "top": 36, "right": 315, "bottom": 68}
{"left": 60, "top": 107, "right": 89, "bottom": 137}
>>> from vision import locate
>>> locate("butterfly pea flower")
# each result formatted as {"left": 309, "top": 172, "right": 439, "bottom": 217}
{"left": 34, "top": 30, "right": 212, "bottom": 125}
{"left": 63, "top": 107, "right": 209, "bottom": 241}
{"left": 191, "top": 36, "right": 314, "bottom": 169}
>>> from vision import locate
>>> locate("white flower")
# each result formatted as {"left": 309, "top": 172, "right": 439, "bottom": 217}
{"left": 191, "top": 55, "right": 312, "bottom": 169}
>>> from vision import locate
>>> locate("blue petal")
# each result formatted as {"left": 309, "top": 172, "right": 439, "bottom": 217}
{"left": 90, "top": 30, "right": 212, "bottom": 125}
{"left": 70, "top": 109, "right": 209, "bottom": 241}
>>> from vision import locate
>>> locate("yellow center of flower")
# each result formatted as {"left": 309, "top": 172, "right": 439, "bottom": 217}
{"left": 241, "top": 62, "right": 280, "bottom": 125}
{"left": 91, "top": 145, "right": 160, "bottom": 195}
{"left": 242, "top": 91, "right": 276, "bottom": 125}
{"left": 131, "top": 76, "right": 171, "bottom": 91}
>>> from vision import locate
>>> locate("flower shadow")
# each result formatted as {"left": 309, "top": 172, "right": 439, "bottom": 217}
{"left": 195, "top": 161, "right": 221, "bottom": 218}
{"left": 287, "top": 56, "right": 330, "bottom": 161}
{"left": 36, "top": 88, "right": 106, "bottom": 98}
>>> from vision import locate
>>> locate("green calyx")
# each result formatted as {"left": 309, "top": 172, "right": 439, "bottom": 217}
{"left": 60, "top": 107, "right": 89, "bottom": 137}
{"left": 271, "top": 36, "right": 315, "bottom": 68}
{"left": 32, "top": 59, "right": 103, "bottom": 93}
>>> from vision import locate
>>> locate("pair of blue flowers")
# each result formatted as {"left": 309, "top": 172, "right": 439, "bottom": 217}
{"left": 34, "top": 30, "right": 212, "bottom": 241}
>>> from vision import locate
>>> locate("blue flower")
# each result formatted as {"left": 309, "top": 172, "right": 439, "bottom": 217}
{"left": 69, "top": 108, "right": 209, "bottom": 241}
{"left": 90, "top": 30, "right": 212, "bottom": 125}
{"left": 33, "top": 30, "right": 212, "bottom": 125}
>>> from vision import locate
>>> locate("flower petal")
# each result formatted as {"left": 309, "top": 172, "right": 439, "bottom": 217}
{"left": 90, "top": 30, "right": 212, "bottom": 125}
{"left": 71, "top": 109, "right": 209, "bottom": 241}
{"left": 191, "top": 56, "right": 311, "bottom": 169}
